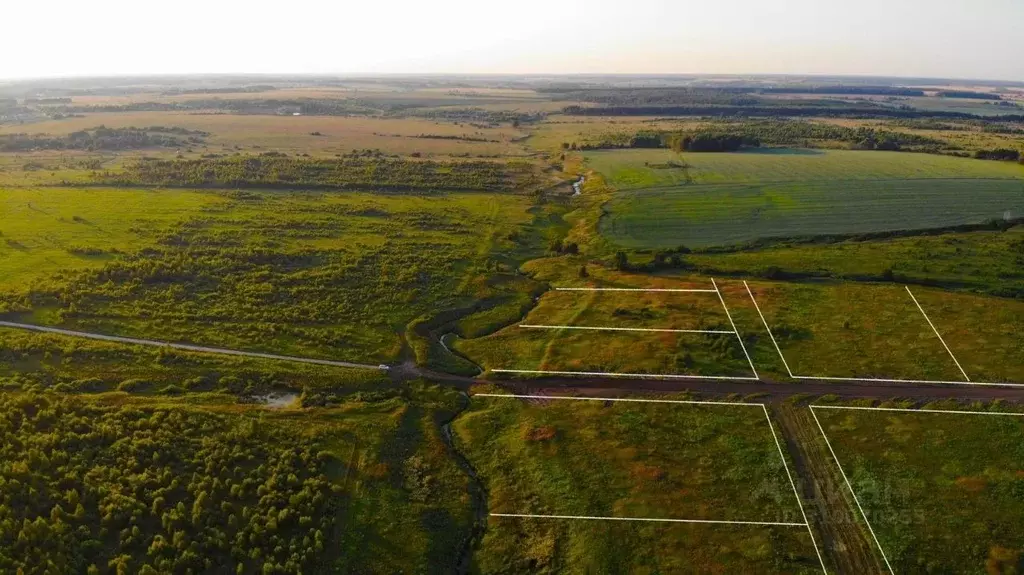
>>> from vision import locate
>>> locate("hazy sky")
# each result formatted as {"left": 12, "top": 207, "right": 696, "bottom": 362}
{"left": 3, "top": 0, "right": 1022, "bottom": 81}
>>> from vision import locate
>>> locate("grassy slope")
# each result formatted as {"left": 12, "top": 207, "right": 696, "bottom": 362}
{"left": 455, "top": 393, "right": 821, "bottom": 574}
{"left": 814, "top": 406, "right": 1024, "bottom": 574}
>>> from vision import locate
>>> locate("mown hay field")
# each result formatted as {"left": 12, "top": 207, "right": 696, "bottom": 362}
{"left": 813, "top": 406, "right": 1024, "bottom": 574}
{"left": 456, "top": 392, "right": 822, "bottom": 573}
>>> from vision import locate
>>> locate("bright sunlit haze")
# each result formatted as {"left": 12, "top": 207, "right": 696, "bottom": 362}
{"left": 3, "top": 0, "right": 1023, "bottom": 80}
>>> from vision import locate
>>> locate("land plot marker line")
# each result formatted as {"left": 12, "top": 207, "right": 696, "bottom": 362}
{"left": 519, "top": 324, "right": 735, "bottom": 335}
{"left": 490, "top": 513, "right": 806, "bottom": 526}
{"left": 474, "top": 392, "right": 765, "bottom": 407}
{"left": 742, "top": 287, "right": 1022, "bottom": 388}
{"left": 813, "top": 404, "right": 1024, "bottom": 417}
{"left": 744, "top": 281, "right": 795, "bottom": 378}
{"left": 809, "top": 407, "right": 896, "bottom": 575}
{"left": 712, "top": 278, "right": 760, "bottom": 380}
{"left": 761, "top": 405, "right": 829, "bottom": 574}
{"left": 555, "top": 287, "right": 718, "bottom": 293}
{"left": 905, "top": 286, "right": 971, "bottom": 382}
{"left": 490, "top": 369, "right": 760, "bottom": 381}
{"left": 792, "top": 375, "right": 1024, "bottom": 388}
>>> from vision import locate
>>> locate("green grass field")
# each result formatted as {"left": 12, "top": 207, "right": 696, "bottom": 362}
{"left": 741, "top": 281, "right": 1024, "bottom": 383}
{"left": 813, "top": 406, "right": 1024, "bottom": 574}
{"left": 455, "top": 259, "right": 758, "bottom": 377}
{"left": 584, "top": 149, "right": 1024, "bottom": 249}
{"left": 584, "top": 149, "right": 1024, "bottom": 190}
{"left": 0, "top": 187, "right": 227, "bottom": 289}
{"left": 688, "top": 226, "right": 1024, "bottom": 298}
{"left": 1, "top": 187, "right": 537, "bottom": 364}
{"left": 455, "top": 393, "right": 822, "bottom": 573}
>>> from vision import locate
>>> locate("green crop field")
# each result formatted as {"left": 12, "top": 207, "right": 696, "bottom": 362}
{"left": 601, "top": 179, "right": 1024, "bottom": 249}
{"left": 813, "top": 406, "right": 1024, "bottom": 574}
{"left": 688, "top": 226, "right": 1024, "bottom": 299}
{"left": 585, "top": 149, "right": 1024, "bottom": 249}
{"left": 584, "top": 149, "right": 1024, "bottom": 190}
{"left": 455, "top": 393, "right": 822, "bottom": 573}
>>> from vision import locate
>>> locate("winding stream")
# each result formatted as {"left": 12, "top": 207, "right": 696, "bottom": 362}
{"left": 439, "top": 392, "right": 488, "bottom": 573}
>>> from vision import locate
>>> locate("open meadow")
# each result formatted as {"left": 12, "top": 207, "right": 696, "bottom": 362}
{"left": 1, "top": 186, "right": 539, "bottom": 364}
{"left": 454, "top": 259, "right": 760, "bottom": 378}
{"left": 812, "top": 405, "right": 1024, "bottom": 574}
{"left": 455, "top": 392, "right": 822, "bottom": 573}
{"left": 741, "top": 281, "right": 1023, "bottom": 383}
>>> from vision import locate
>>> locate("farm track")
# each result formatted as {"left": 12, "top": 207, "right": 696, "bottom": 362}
{"left": 775, "top": 405, "right": 887, "bottom": 575}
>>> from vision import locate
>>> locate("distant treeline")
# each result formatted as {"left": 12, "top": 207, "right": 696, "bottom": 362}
{"left": 760, "top": 86, "right": 924, "bottom": 96}
{"left": 93, "top": 154, "right": 538, "bottom": 192}
{"left": 161, "top": 85, "right": 277, "bottom": 95}
{"left": 24, "top": 97, "right": 73, "bottom": 104}
{"left": 0, "top": 126, "right": 205, "bottom": 152}
{"left": 48, "top": 98, "right": 541, "bottom": 124}
{"left": 575, "top": 131, "right": 759, "bottom": 152}
{"left": 576, "top": 120, "right": 948, "bottom": 153}
{"left": 562, "top": 104, "right": 1024, "bottom": 122}
{"left": 937, "top": 90, "right": 1001, "bottom": 100}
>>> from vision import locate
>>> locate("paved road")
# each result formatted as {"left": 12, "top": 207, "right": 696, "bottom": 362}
{"left": 0, "top": 321, "right": 386, "bottom": 371}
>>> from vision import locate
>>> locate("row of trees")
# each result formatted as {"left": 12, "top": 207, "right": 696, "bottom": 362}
{"left": 0, "top": 127, "right": 204, "bottom": 152}
{"left": 573, "top": 120, "right": 947, "bottom": 153}
{"left": 562, "top": 104, "right": 1024, "bottom": 122}
{"left": 95, "top": 154, "right": 538, "bottom": 193}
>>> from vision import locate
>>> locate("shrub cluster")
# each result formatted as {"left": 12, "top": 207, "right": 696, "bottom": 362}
{"left": 0, "top": 393, "right": 340, "bottom": 574}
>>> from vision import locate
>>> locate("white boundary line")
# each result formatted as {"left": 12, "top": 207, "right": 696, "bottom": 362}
{"left": 809, "top": 406, "right": 896, "bottom": 575}
{"left": 905, "top": 286, "right": 971, "bottom": 382}
{"left": 555, "top": 287, "right": 718, "bottom": 293}
{"left": 712, "top": 278, "right": 760, "bottom": 380}
{"left": 490, "top": 369, "right": 760, "bottom": 381}
{"left": 762, "top": 405, "right": 829, "bottom": 574}
{"left": 792, "top": 375, "right": 1024, "bottom": 388}
{"left": 742, "top": 288, "right": 1024, "bottom": 389}
{"left": 519, "top": 324, "right": 735, "bottom": 335}
{"left": 479, "top": 394, "right": 821, "bottom": 546}
{"left": 812, "top": 404, "right": 1024, "bottom": 417}
{"left": 473, "top": 392, "right": 763, "bottom": 407}
{"left": 745, "top": 281, "right": 795, "bottom": 378}
{"left": 490, "top": 513, "right": 807, "bottom": 526}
